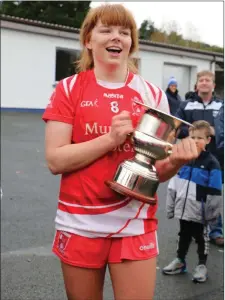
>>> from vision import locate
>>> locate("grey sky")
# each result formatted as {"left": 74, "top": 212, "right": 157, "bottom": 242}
{"left": 91, "top": 1, "right": 224, "bottom": 47}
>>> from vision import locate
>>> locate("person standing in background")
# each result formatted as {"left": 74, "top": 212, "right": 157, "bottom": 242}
{"left": 163, "top": 120, "right": 222, "bottom": 283}
{"left": 165, "top": 77, "right": 182, "bottom": 116}
{"left": 209, "top": 103, "right": 224, "bottom": 245}
{"left": 185, "top": 84, "right": 198, "bottom": 101}
{"left": 175, "top": 70, "right": 224, "bottom": 247}
{"left": 214, "top": 102, "right": 224, "bottom": 182}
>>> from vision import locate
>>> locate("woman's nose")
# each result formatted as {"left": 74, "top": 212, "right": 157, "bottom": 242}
{"left": 111, "top": 30, "right": 121, "bottom": 41}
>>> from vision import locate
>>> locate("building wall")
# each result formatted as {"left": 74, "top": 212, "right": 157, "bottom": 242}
{"left": 139, "top": 50, "right": 212, "bottom": 98}
{"left": 1, "top": 27, "right": 215, "bottom": 110}
{"left": 1, "top": 28, "right": 80, "bottom": 109}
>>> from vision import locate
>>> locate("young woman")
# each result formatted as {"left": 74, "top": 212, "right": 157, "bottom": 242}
{"left": 43, "top": 4, "right": 199, "bottom": 300}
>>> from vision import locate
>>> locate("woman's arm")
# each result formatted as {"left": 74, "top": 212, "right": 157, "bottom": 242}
{"left": 45, "top": 111, "right": 133, "bottom": 175}
{"left": 155, "top": 157, "right": 183, "bottom": 182}
{"left": 45, "top": 122, "right": 115, "bottom": 174}
{"left": 156, "top": 138, "right": 199, "bottom": 182}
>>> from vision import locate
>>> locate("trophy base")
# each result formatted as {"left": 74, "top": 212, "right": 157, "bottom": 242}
{"left": 105, "top": 180, "right": 157, "bottom": 205}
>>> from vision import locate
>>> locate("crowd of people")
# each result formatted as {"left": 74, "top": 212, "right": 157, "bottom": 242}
{"left": 165, "top": 72, "right": 224, "bottom": 243}
{"left": 42, "top": 3, "right": 223, "bottom": 299}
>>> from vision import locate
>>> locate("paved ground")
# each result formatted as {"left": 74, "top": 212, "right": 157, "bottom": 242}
{"left": 1, "top": 111, "right": 224, "bottom": 300}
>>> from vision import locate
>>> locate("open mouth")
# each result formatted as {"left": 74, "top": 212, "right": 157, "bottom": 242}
{"left": 106, "top": 47, "right": 122, "bottom": 54}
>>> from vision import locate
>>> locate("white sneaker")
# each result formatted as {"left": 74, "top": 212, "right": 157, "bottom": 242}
{"left": 162, "top": 258, "right": 187, "bottom": 275}
{"left": 192, "top": 265, "right": 208, "bottom": 283}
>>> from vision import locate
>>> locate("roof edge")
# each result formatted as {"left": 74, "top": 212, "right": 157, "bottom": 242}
{"left": 1, "top": 14, "right": 224, "bottom": 58}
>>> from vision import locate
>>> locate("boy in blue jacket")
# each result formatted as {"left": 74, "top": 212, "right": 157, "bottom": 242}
{"left": 163, "top": 120, "right": 222, "bottom": 283}
{"left": 176, "top": 71, "right": 223, "bottom": 246}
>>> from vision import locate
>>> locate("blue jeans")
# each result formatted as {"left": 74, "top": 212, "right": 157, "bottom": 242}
{"left": 209, "top": 214, "right": 223, "bottom": 239}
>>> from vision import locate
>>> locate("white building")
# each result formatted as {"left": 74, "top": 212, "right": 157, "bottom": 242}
{"left": 1, "top": 15, "right": 224, "bottom": 111}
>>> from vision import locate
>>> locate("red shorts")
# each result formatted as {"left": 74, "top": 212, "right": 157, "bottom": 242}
{"left": 52, "top": 230, "right": 159, "bottom": 268}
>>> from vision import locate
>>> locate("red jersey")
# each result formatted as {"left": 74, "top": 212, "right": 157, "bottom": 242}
{"left": 43, "top": 70, "right": 170, "bottom": 238}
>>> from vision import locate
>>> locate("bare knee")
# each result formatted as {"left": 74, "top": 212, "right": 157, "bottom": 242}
{"left": 109, "top": 258, "right": 157, "bottom": 300}
{"left": 61, "top": 262, "right": 106, "bottom": 300}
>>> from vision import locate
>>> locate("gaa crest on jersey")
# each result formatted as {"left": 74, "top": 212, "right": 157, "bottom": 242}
{"left": 57, "top": 231, "right": 71, "bottom": 254}
{"left": 131, "top": 97, "right": 143, "bottom": 116}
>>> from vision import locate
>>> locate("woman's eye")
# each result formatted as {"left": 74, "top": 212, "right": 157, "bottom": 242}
{"left": 100, "top": 29, "right": 110, "bottom": 33}
{"left": 121, "top": 31, "right": 129, "bottom": 35}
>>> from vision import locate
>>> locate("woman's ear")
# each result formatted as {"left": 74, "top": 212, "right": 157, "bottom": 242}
{"left": 85, "top": 39, "right": 92, "bottom": 50}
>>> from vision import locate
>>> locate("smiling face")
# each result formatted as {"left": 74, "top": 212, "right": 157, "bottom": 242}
{"left": 86, "top": 21, "right": 132, "bottom": 69}
{"left": 169, "top": 84, "right": 177, "bottom": 93}
{"left": 78, "top": 4, "right": 138, "bottom": 72}
{"left": 197, "top": 75, "right": 215, "bottom": 94}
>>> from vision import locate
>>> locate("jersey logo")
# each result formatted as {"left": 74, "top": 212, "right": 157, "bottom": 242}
{"left": 213, "top": 110, "right": 219, "bottom": 118}
{"left": 80, "top": 100, "right": 98, "bottom": 107}
{"left": 104, "top": 93, "right": 124, "bottom": 99}
{"left": 57, "top": 231, "right": 71, "bottom": 254}
{"left": 131, "top": 97, "right": 142, "bottom": 116}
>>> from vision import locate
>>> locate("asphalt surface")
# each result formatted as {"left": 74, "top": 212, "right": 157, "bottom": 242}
{"left": 1, "top": 111, "right": 224, "bottom": 300}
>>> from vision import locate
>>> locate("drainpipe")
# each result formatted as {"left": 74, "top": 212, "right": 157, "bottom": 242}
{"left": 210, "top": 55, "right": 216, "bottom": 96}
{"left": 210, "top": 55, "right": 216, "bottom": 73}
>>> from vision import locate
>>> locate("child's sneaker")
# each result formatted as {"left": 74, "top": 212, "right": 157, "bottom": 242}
{"left": 162, "top": 258, "right": 187, "bottom": 275}
{"left": 192, "top": 265, "right": 208, "bottom": 283}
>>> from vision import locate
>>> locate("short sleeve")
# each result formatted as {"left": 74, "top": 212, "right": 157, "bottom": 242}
{"left": 145, "top": 80, "right": 170, "bottom": 114}
{"left": 42, "top": 75, "right": 78, "bottom": 124}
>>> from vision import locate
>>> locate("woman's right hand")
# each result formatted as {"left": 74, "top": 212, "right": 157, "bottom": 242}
{"left": 108, "top": 111, "right": 134, "bottom": 148}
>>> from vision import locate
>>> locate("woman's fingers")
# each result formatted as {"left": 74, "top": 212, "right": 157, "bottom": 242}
{"left": 169, "top": 137, "right": 200, "bottom": 167}
{"left": 109, "top": 111, "right": 134, "bottom": 147}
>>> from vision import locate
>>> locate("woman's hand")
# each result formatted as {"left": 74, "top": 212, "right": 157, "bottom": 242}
{"left": 168, "top": 137, "right": 200, "bottom": 168}
{"left": 108, "top": 111, "right": 134, "bottom": 148}
{"left": 156, "top": 137, "right": 201, "bottom": 182}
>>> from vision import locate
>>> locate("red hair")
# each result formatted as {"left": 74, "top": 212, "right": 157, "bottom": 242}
{"left": 76, "top": 4, "right": 139, "bottom": 73}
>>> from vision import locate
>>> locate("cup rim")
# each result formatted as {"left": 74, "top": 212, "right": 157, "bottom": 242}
{"left": 134, "top": 100, "right": 194, "bottom": 128}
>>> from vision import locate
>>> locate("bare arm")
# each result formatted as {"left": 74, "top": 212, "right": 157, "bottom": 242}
{"left": 156, "top": 138, "right": 199, "bottom": 182}
{"left": 45, "top": 121, "right": 116, "bottom": 174}
{"left": 45, "top": 111, "right": 133, "bottom": 175}
{"left": 156, "top": 157, "right": 183, "bottom": 182}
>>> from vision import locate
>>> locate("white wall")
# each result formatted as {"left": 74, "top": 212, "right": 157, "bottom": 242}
{"left": 1, "top": 27, "right": 212, "bottom": 109}
{"left": 1, "top": 28, "right": 81, "bottom": 109}
{"left": 139, "top": 49, "right": 211, "bottom": 92}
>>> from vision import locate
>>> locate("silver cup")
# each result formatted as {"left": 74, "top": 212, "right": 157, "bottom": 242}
{"left": 105, "top": 101, "right": 193, "bottom": 205}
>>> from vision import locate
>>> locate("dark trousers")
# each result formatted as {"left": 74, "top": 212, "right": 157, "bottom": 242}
{"left": 177, "top": 219, "right": 209, "bottom": 265}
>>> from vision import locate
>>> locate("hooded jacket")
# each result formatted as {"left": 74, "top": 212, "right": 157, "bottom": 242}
{"left": 165, "top": 88, "right": 182, "bottom": 116}
{"left": 215, "top": 103, "right": 224, "bottom": 151}
{"left": 185, "top": 91, "right": 198, "bottom": 101}
{"left": 214, "top": 103, "right": 224, "bottom": 179}
{"left": 166, "top": 151, "right": 222, "bottom": 224}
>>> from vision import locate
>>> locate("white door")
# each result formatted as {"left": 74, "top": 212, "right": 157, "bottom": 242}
{"left": 163, "top": 63, "right": 191, "bottom": 100}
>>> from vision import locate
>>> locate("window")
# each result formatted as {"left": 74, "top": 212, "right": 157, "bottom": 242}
{"left": 55, "top": 48, "right": 81, "bottom": 82}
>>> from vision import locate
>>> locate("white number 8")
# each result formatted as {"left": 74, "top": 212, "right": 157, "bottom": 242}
{"left": 110, "top": 101, "right": 119, "bottom": 113}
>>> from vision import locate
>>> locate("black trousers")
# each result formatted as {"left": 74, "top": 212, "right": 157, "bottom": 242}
{"left": 177, "top": 219, "right": 209, "bottom": 265}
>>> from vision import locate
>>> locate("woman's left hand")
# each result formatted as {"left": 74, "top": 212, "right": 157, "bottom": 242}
{"left": 169, "top": 137, "right": 200, "bottom": 168}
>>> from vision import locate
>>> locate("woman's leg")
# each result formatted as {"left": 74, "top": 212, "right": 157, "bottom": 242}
{"left": 61, "top": 262, "right": 106, "bottom": 300}
{"left": 109, "top": 257, "right": 157, "bottom": 300}
{"left": 52, "top": 230, "right": 110, "bottom": 300}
